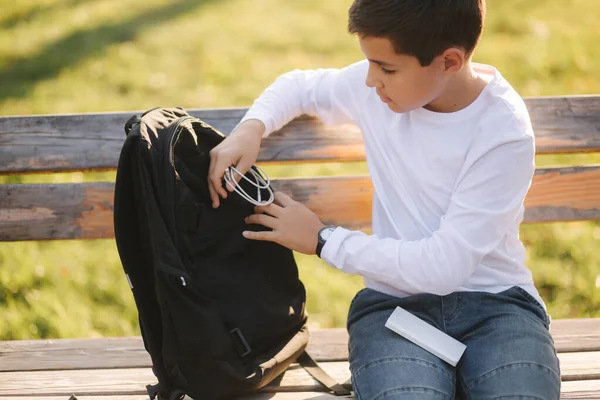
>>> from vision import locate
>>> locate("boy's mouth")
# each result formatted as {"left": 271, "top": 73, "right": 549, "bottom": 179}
{"left": 377, "top": 90, "right": 392, "bottom": 103}
{"left": 379, "top": 94, "right": 393, "bottom": 104}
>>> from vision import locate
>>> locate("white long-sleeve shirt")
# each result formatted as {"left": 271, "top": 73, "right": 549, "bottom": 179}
{"left": 238, "top": 60, "right": 544, "bottom": 307}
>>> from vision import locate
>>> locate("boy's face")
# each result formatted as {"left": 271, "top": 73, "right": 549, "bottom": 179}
{"left": 359, "top": 35, "right": 450, "bottom": 113}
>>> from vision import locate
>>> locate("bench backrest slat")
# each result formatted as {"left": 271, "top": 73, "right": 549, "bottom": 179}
{"left": 2, "top": 165, "right": 599, "bottom": 241}
{"left": 1, "top": 96, "right": 600, "bottom": 175}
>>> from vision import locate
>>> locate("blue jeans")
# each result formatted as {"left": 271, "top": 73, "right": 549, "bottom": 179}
{"left": 347, "top": 287, "right": 561, "bottom": 400}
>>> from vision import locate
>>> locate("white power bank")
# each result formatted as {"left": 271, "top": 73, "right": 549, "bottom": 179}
{"left": 385, "top": 306, "right": 467, "bottom": 366}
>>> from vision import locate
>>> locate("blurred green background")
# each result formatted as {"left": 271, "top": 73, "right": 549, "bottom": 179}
{"left": 1, "top": 0, "right": 599, "bottom": 340}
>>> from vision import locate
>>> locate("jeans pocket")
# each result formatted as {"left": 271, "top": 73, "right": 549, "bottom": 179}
{"left": 510, "top": 286, "right": 550, "bottom": 327}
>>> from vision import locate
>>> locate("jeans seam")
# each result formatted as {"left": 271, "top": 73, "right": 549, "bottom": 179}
{"left": 458, "top": 372, "right": 471, "bottom": 400}
{"left": 452, "top": 295, "right": 463, "bottom": 320}
{"left": 441, "top": 297, "right": 448, "bottom": 332}
{"left": 443, "top": 294, "right": 463, "bottom": 323}
{"left": 373, "top": 386, "right": 453, "bottom": 400}
{"left": 353, "top": 356, "right": 454, "bottom": 380}
{"left": 465, "top": 361, "right": 561, "bottom": 392}
{"left": 483, "top": 396, "right": 547, "bottom": 400}
{"left": 353, "top": 374, "right": 363, "bottom": 400}
{"left": 483, "top": 310, "right": 549, "bottom": 333}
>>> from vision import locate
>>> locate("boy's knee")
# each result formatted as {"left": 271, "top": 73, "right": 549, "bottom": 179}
{"left": 459, "top": 361, "right": 560, "bottom": 400}
{"left": 351, "top": 356, "right": 455, "bottom": 400}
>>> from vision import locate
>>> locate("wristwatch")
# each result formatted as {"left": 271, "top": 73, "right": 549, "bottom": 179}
{"left": 316, "top": 225, "right": 337, "bottom": 258}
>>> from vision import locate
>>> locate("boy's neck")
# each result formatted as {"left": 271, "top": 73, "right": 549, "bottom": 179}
{"left": 424, "top": 61, "right": 488, "bottom": 114}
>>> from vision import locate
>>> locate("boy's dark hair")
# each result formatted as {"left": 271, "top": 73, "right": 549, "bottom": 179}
{"left": 348, "top": 0, "right": 486, "bottom": 66}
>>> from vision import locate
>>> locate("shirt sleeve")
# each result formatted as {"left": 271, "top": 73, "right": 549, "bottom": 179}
{"left": 320, "top": 129, "right": 536, "bottom": 296}
{"left": 235, "top": 60, "right": 368, "bottom": 136}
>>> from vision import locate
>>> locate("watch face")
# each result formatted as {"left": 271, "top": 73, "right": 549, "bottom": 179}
{"left": 320, "top": 227, "right": 335, "bottom": 241}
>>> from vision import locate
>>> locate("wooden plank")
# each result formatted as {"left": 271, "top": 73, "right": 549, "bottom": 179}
{"left": 2, "top": 164, "right": 600, "bottom": 241}
{"left": 1, "top": 320, "right": 598, "bottom": 372}
{"left": 0, "top": 352, "right": 599, "bottom": 396}
{"left": 0, "top": 110, "right": 364, "bottom": 175}
{"left": 0, "top": 397, "right": 219, "bottom": 400}
{"left": 560, "top": 351, "right": 600, "bottom": 381}
{"left": 0, "top": 396, "right": 353, "bottom": 400}
{"left": 525, "top": 166, "right": 600, "bottom": 223}
{"left": 0, "top": 396, "right": 352, "bottom": 400}
{"left": 551, "top": 319, "right": 600, "bottom": 353}
{"left": 560, "top": 380, "right": 600, "bottom": 400}
{"left": 1, "top": 382, "right": 599, "bottom": 400}
{"left": 241, "top": 380, "right": 600, "bottom": 400}
{"left": 240, "top": 381, "right": 600, "bottom": 400}
{"left": 1, "top": 381, "right": 600, "bottom": 400}
{"left": 0, "top": 177, "right": 373, "bottom": 241}
{"left": 0, "top": 336, "right": 150, "bottom": 372}
{"left": 0, "top": 368, "right": 157, "bottom": 396}
{"left": 0, "top": 182, "right": 117, "bottom": 241}
{"left": 0, "top": 397, "right": 152, "bottom": 400}
{"left": 528, "top": 96, "right": 600, "bottom": 155}
{"left": 1, "top": 96, "right": 599, "bottom": 175}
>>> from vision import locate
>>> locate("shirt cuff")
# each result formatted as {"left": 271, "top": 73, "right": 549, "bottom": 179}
{"left": 235, "top": 112, "right": 274, "bottom": 138}
{"left": 320, "top": 226, "right": 352, "bottom": 271}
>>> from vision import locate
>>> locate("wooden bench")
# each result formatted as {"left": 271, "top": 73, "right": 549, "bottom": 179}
{"left": 1, "top": 95, "right": 600, "bottom": 399}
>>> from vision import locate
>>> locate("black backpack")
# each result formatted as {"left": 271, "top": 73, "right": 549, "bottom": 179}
{"left": 113, "top": 107, "right": 350, "bottom": 399}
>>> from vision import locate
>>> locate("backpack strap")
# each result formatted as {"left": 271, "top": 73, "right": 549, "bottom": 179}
{"left": 146, "top": 383, "right": 161, "bottom": 399}
{"left": 297, "top": 351, "right": 352, "bottom": 396}
{"left": 124, "top": 114, "right": 141, "bottom": 135}
{"left": 147, "top": 383, "right": 186, "bottom": 400}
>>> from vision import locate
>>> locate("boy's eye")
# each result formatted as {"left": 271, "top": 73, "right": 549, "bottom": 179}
{"left": 382, "top": 67, "right": 396, "bottom": 75}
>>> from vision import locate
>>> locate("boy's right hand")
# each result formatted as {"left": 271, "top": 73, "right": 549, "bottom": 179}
{"left": 208, "top": 119, "right": 266, "bottom": 208}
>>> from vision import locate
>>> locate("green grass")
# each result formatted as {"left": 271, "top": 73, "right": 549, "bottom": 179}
{"left": 1, "top": 0, "right": 600, "bottom": 339}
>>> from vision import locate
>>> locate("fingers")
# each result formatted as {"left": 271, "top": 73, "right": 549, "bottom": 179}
{"left": 243, "top": 213, "right": 279, "bottom": 242}
{"left": 274, "top": 191, "right": 294, "bottom": 206}
{"left": 208, "top": 151, "right": 229, "bottom": 207}
{"left": 208, "top": 182, "right": 219, "bottom": 209}
{"left": 242, "top": 230, "right": 277, "bottom": 242}
{"left": 245, "top": 213, "right": 277, "bottom": 229}
{"left": 252, "top": 192, "right": 293, "bottom": 214}
{"left": 209, "top": 168, "right": 228, "bottom": 199}
{"left": 208, "top": 176, "right": 227, "bottom": 208}
{"left": 228, "top": 159, "right": 253, "bottom": 192}
{"left": 254, "top": 202, "right": 283, "bottom": 217}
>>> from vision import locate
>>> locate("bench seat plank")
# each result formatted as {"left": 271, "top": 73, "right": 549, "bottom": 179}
{"left": 551, "top": 319, "right": 600, "bottom": 353}
{"left": 2, "top": 165, "right": 600, "bottom": 241}
{"left": 1, "top": 352, "right": 599, "bottom": 396}
{"left": 1, "top": 96, "right": 599, "bottom": 175}
{"left": 1, "top": 383, "right": 600, "bottom": 400}
{"left": 240, "top": 380, "right": 600, "bottom": 400}
{"left": 2, "top": 383, "right": 600, "bottom": 400}
{"left": 0, "top": 398, "right": 153, "bottom": 400}
{"left": 1, "top": 320, "right": 599, "bottom": 372}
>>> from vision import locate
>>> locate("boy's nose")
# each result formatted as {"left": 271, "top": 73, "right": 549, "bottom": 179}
{"left": 365, "top": 75, "right": 377, "bottom": 88}
{"left": 365, "top": 69, "right": 383, "bottom": 88}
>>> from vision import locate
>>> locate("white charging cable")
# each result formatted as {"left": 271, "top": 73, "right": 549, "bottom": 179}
{"left": 224, "top": 165, "right": 274, "bottom": 206}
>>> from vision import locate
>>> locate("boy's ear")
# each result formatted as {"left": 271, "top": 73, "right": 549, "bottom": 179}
{"left": 440, "top": 47, "right": 465, "bottom": 73}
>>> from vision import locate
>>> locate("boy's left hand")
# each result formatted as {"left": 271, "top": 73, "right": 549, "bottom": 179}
{"left": 243, "top": 191, "right": 325, "bottom": 255}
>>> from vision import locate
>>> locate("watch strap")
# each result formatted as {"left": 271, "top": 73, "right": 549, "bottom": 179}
{"left": 316, "top": 225, "right": 336, "bottom": 259}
